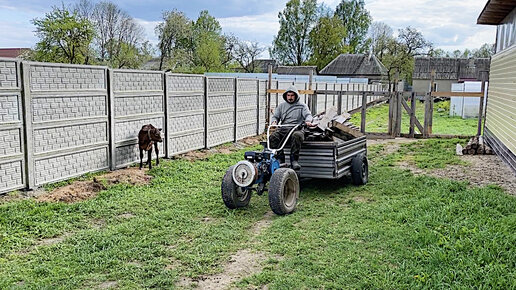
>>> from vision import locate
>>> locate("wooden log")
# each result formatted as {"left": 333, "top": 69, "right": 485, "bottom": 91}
{"left": 331, "top": 120, "right": 364, "bottom": 138}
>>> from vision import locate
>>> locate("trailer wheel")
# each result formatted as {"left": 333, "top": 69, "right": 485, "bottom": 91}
{"left": 268, "top": 168, "right": 299, "bottom": 215}
{"left": 351, "top": 153, "right": 368, "bottom": 185}
{"left": 222, "top": 166, "right": 251, "bottom": 209}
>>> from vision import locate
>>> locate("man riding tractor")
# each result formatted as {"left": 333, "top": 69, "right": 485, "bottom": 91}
{"left": 270, "top": 86, "right": 316, "bottom": 170}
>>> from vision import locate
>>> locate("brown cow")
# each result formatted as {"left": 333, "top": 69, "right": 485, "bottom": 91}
{"left": 138, "top": 124, "right": 163, "bottom": 170}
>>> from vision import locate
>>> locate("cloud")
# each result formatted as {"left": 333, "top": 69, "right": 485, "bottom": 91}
{"left": 134, "top": 18, "right": 160, "bottom": 46}
{"left": 218, "top": 11, "right": 279, "bottom": 44}
{"left": 365, "top": 0, "right": 497, "bottom": 51}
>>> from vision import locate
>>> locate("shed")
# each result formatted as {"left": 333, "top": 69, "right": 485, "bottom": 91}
{"left": 276, "top": 65, "right": 317, "bottom": 75}
{"left": 412, "top": 57, "right": 490, "bottom": 93}
{"left": 477, "top": 0, "right": 516, "bottom": 173}
{"left": 318, "top": 54, "right": 387, "bottom": 83}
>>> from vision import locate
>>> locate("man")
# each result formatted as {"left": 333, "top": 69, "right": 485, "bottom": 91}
{"left": 270, "top": 86, "right": 315, "bottom": 170}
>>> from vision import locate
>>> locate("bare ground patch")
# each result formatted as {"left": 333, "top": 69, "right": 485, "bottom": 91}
{"left": 35, "top": 168, "right": 152, "bottom": 203}
{"left": 398, "top": 155, "right": 516, "bottom": 195}
{"left": 176, "top": 211, "right": 276, "bottom": 289}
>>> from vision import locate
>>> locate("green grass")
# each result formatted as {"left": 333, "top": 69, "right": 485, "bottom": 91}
{"left": 1, "top": 140, "right": 515, "bottom": 289}
{"left": 350, "top": 100, "right": 479, "bottom": 135}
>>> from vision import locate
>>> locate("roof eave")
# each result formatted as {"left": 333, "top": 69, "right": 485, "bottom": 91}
{"left": 477, "top": 0, "right": 516, "bottom": 25}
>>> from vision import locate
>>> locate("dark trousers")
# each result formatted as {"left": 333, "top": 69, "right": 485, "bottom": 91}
{"left": 269, "top": 127, "right": 304, "bottom": 160}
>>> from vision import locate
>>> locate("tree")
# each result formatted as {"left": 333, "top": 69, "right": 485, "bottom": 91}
{"left": 375, "top": 26, "right": 432, "bottom": 89}
{"left": 308, "top": 16, "right": 348, "bottom": 70}
{"left": 31, "top": 5, "right": 95, "bottom": 64}
{"left": 155, "top": 9, "right": 193, "bottom": 70}
{"left": 232, "top": 38, "right": 265, "bottom": 72}
{"left": 368, "top": 21, "right": 393, "bottom": 58}
{"left": 334, "top": 0, "right": 371, "bottom": 53}
{"left": 271, "top": 0, "right": 318, "bottom": 65}
{"left": 76, "top": 0, "right": 148, "bottom": 69}
{"left": 191, "top": 10, "right": 227, "bottom": 72}
{"left": 472, "top": 43, "right": 495, "bottom": 58}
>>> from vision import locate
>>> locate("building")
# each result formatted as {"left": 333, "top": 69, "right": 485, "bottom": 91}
{"left": 412, "top": 57, "right": 490, "bottom": 93}
{"left": 0, "top": 48, "right": 30, "bottom": 58}
{"left": 319, "top": 53, "right": 387, "bottom": 83}
{"left": 276, "top": 65, "right": 317, "bottom": 75}
{"left": 477, "top": 0, "right": 516, "bottom": 173}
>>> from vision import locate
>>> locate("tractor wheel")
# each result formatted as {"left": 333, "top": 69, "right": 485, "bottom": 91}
{"left": 351, "top": 153, "right": 368, "bottom": 185}
{"left": 268, "top": 168, "right": 299, "bottom": 215}
{"left": 222, "top": 166, "right": 252, "bottom": 209}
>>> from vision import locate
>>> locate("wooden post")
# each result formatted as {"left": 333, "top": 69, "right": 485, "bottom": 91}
{"left": 308, "top": 68, "right": 313, "bottom": 112}
{"left": 396, "top": 92, "right": 402, "bottom": 136}
{"left": 266, "top": 64, "right": 272, "bottom": 128}
{"left": 388, "top": 92, "right": 393, "bottom": 135}
{"left": 337, "top": 91, "right": 342, "bottom": 115}
{"left": 477, "top": 79, "right": 486, "bottom": 136}
{"left": 361, "top": 91, "right": 367, "bottom": 133}
{"left": 424, "top": 70, "right": 435, "bottom": 137}
{"left": 409, "top": 92, "right": 416, "bottom": 138}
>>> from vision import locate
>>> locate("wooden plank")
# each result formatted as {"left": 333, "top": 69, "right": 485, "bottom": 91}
{"left": 401, "top": 96, "right": 424, "bottom": 134}
{"left": 409, "top": 92, "right": 416, "bottom": 137}
{"left": 267, "top": 89, "right": 315, "bottom": 94}
{"left": 400, "top": 133, "right": 474, "bottom": 139}
{"left": 331, "top": 121, "right": 364, "bottom": 138}
{"left": 477, "top": 80, "right": 486, "bottom": 136}
{"left": 361, "top": 92, "right": 367, "bottom": 134}
{"left": 431, "top": 91, "right": 484, "bottom": 97}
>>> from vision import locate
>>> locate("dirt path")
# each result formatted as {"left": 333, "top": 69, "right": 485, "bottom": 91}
{"left": 177, "top": 211, "right": 275, "bottom": 289}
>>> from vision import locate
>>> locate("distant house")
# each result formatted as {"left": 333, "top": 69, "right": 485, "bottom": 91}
{"left": 0, "top": 48, "right": 30, "bottom": 58}
{"left": 318, "top": 54, "right": 387, "bottom": 83}
{"left": 276, "top": 65, "right": 317, "bottom": 75}
{"left": 477, "top": 0, "right": 516, "bottom": 173}
{"left": 412, "top": 57, "right": 490, "bottom": 93}
{"left": 247, "top": 59, "right": 278, "bottom": 73}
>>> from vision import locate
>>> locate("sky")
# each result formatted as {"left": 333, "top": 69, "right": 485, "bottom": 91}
{"left": 0, "top": 0, "right": 497, "bottom": 56}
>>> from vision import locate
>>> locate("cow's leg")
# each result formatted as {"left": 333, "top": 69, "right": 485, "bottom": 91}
{"left": 139, "top": 148, "right": 143, "bottom": 170}
{"left": 148, "top": 148, "right": 152, "bottom": 169}
{"left": 155, "top": 142, "right": 159, "bottom": 166}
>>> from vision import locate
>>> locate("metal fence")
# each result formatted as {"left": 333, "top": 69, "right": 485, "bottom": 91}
{"left": 0, "top": 58, "right": 384, "bottom": 193}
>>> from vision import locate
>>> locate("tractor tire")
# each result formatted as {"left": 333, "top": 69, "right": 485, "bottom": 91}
{"left": 222, "top": 166, "right": 252, "bottom": 209}
{"left": 268, "top": 168, "right": 299, "bottom": 215}
{"left": 351, "top": 153, "right": 368, "bottom": 185}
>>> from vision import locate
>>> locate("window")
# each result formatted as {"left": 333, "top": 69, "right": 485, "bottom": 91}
{"left": 496, "top": 8, "right": 516, "bottom": 53}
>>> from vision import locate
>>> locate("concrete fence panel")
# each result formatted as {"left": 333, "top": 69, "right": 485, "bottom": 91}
{"left": 206, "top": 77, "right": 235, "bottom": 147}
{"left": 0, "top": 58, "right": 25, "bottom": 194}
{"left": 111, "top": 69, "right": 165, "bottom": 169}
{"left": 166, "top": 74, "right": 205, "bottom": 156}
{"left": 236, "top": 79, "right": 259, "bottom": 140}
{"left": 24, "top": 62, "right": 110, "bottom": 187}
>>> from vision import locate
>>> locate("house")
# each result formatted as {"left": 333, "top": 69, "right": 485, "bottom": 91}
{"left": 318, "top": 53, "right": 387, "bottom": 83}
{"left": 248, "top": 59, "right": 278, "bottom": 73}
{"left": 0, "top": 48, "right": 30, "bottom": 58}
{"left": 477, "top": 0, "right": 516, "bottom": 173}
{"left": 412, "top": 57, "right": 490, "bottom": 93}
{"left": 276, "top": 65, "right": 317, "bottom": 75}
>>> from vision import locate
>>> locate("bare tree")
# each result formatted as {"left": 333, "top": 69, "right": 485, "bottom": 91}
{"left": 155, "top": 9, "right": 193, "bottom": 71}
{"left": 231, "top": 38, "right": 265, "bottom": 72}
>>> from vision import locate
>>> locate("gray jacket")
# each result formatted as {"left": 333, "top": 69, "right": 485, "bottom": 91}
{"left": 271, "top": 86, "right": 313, "bottom": 125}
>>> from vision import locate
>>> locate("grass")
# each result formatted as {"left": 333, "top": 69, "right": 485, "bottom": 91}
{"left": 349, "top": 100, "right": 479, "bottom": 135}
{"left": 1, "top": 140, "right": 515, "bottom": 289}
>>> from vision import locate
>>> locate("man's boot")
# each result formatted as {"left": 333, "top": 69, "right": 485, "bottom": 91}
{"left": 290, "top": 154, "right": 301, "bottom": 170}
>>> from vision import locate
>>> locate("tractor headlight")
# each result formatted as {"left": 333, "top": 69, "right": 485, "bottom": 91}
{"left": 232, "top": 161, "right": 257, "bottom": 187}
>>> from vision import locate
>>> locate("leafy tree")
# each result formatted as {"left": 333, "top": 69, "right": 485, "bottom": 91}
{"left": 334, "top": 0, "right": 371, "bottom": 53}
{"left": 155, "top": 9, "right": 193, "bottom": 70}
{"left": 308, "top": 16, "right": 348, "bottom": 70}
{"left": 191, "top": 10, "right": 227, "bottom": 72}
{"left": 31, "top": 5, "right": 95, "bottom": 64}
{"left": 75, "top": 0, "right": 148, "bottom": 69}
{"left": 271, "top": 0, "right": 318, "bottom": 65}
{"left": 472, "top": 43, "right": 495, "bottom": 58}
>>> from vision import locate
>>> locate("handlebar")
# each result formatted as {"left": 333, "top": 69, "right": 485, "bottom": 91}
{"left": 266, "top": 124, "right": 303, "bottom": 153}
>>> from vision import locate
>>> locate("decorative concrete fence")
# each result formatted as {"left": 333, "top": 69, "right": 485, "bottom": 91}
{"left": 0, "top": 58, "right": 382, "bottom": 194}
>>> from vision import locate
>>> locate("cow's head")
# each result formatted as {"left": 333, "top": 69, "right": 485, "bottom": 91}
{"left": 150, "top": 127, "right": 163, "bottom": 142}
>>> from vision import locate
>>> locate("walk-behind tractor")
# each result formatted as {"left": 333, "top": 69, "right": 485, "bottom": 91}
{"left": 221, "top": 123, "right": 369, "bottom": 215}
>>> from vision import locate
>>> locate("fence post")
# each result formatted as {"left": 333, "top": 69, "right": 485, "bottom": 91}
{"left": 266, "top": 65, "right": 272, "bottom": 128}
{"left": 409, "top": 92, "right": 416, "bottom": 138}
{"left": 163, "top": 72, "right": 169, "bottom": 158}
{"left": 477, "top": 78, "right": 486, "bottom": 136}
{"left": 203, "top": 77, "right": 208, "bottom": 149}
{"left": 233, "top": 78, "right": 238, "bottom": 142}
{"left": 396, "top": 92, "right": 402, "bottom": 136}
{"left": 256, "top": 79, "right": 260, "bottom": 135}
{"left": 107, "top": 68, "right": 116, "bottom": 170}
{"left": 337, "top": 91, "right": 342, "bottom": 115}
{"left": 20, "top": 61, "right": 34, "bottom": 190}
{"left": 424, "top": 70, "right": 435, "bottom": 137}
{"left": 360, "top": 91, "right": 367, "bottom": 134}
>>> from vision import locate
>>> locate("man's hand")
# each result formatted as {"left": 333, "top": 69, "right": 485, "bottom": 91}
{"left": 305, "top": 121, "right": 316, "bottom": 128}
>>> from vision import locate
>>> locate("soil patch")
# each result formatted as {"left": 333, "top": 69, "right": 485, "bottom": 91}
{"left": 98, "top": 281, "right": 118, "bottom": 289}
{"left": 179, "top": 135, "right": 264, "bottom": 161}
{"left": 251, "top": 211, "right": 274, "bottom": 236}
{"left": 398, "top": 155, "right": 516, "bottom": 195}
{"left": 35, "top": 168, "right": 152, "bottom": 203}
{"left": 179, "top": 250, "right": 267, "bottom": 289}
